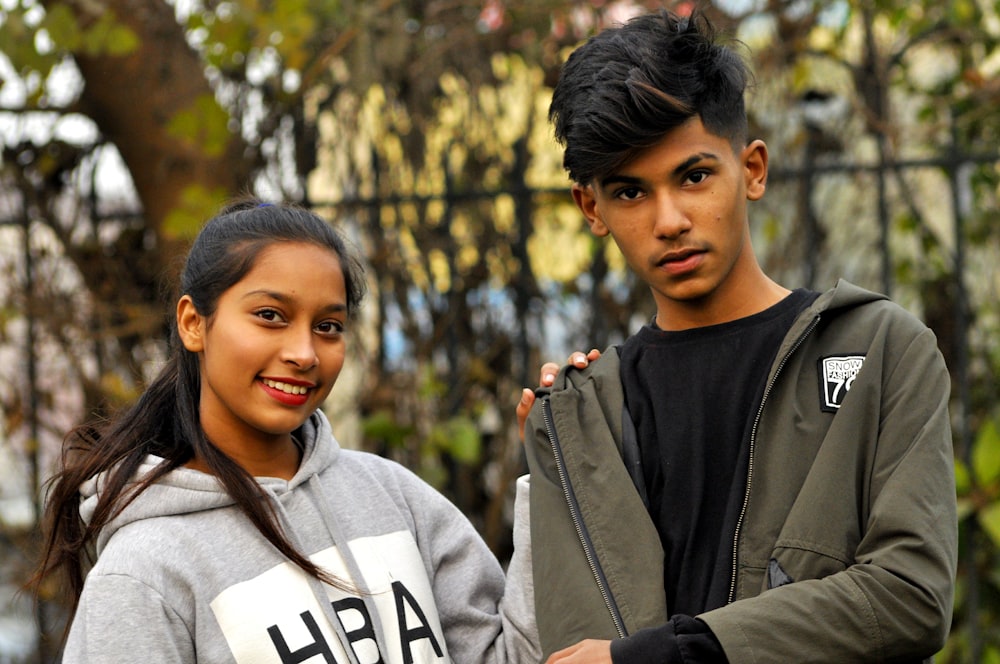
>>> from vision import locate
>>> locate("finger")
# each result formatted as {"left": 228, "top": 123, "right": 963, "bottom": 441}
{"left": 586, "top": 348, "right": 602, "bottom": 361}
{"left": 516, "top": 388, "right": 535, "bottom": 442}
{"left": 567, "top": 351, "right": 590, "bottom": 368}
{"left": 539, "top": 362, "right": 559, "bottom": 387}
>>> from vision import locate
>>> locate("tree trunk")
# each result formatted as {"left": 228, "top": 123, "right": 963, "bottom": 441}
{"left": 53, "top": 0, "right": 252, "bottom": 262}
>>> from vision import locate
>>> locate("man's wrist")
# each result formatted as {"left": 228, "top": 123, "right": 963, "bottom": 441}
{"left": 609, "top": 615, "right": 726, "bottom": 664}
{"left": 610, "top": 622, "right": 681, "bottom": 664}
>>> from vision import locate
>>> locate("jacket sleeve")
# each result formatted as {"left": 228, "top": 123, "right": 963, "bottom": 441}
{"left": 399, "top": 467, "right": 540, "bottom": 664}
{"left": 699, "top": 326, "right": 957, "bottom": 663}
{"left": 523, "top": 355, "right": 667, "bottom": 659}
{"left": 63, "top": 572, "right": 194, "bottom": 664}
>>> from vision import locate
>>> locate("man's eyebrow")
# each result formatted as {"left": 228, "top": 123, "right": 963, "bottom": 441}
{"left": 598, "top": 152, "right": 720, "bottom": 188}
{"left": 672, "top": 152, "right": 720, "bottom": 175}
{"left": 598, "top": 173, "right": 641, "bottom": 188}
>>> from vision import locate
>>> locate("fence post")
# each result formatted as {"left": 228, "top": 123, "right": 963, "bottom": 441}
{"left": 947, "top": 114, "right": 979, "bottom": 663}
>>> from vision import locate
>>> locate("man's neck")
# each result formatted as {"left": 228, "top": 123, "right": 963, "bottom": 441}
{"left": 654, "top": 277, "right": 791, "bottom": 331}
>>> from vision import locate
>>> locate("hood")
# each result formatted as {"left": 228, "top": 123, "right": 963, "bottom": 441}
{"left": 79, "top": 410, "right": 340, "bottom": 555}
{"left": 809, "top": 278, "right": 888, "bottom": 314}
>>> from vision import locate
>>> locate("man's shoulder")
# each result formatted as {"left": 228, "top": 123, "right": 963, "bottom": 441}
{"left": 815, "top": 280, "right": 932, "bottom": 336}
{"left": 534, "top": 347, "right": 626, "bottom": 434}
{"left": 812, "top": 279, "right": 884, "bottom": 312}
{"left": 552, "top": 344, "right": 624, "bottom": 396}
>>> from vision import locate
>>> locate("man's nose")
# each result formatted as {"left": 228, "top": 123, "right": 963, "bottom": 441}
{"left": 652, "top": 193, "right": 691, "bottom": 239}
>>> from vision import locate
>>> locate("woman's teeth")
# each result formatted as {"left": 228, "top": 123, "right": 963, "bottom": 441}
{"left": 263, "top": 379, "right": 309, "bottom": 395}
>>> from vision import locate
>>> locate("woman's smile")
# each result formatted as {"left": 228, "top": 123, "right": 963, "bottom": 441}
{"left": 259, "top": 377, "right": 314, "bottom": 405}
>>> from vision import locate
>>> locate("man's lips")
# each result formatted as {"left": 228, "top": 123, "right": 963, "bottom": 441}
{"left": 655, "top": 248, "right": 706, "bottom": 276}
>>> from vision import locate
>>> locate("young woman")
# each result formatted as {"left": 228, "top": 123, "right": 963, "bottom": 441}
{"left": 32, "top": 199, "right": 537, "bottom": 664}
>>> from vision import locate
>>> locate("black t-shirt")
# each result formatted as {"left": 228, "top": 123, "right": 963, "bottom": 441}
{"left": 619, "top": 289, "right": 818, "bottom": 618}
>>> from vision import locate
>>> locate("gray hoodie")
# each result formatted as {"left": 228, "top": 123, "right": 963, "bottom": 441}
{"left": 66, "top": 410, "right": 539, "bottom": 664}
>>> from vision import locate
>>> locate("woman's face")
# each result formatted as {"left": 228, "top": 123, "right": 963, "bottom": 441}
{"left": 177, "top": 241, "right": 349, "bottom": 456}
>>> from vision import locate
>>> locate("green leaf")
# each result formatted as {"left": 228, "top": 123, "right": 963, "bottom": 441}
{"left": 163, "top": 185, "right": 229, "bottom": 240}
{"left": 0, "top": 9, "right": 60, "bottom": 76}
{"left": 972, "top": 418, "right": 1000, "bottom": 486}
{"left": 443, "top": 417, "right": 481, "bottom": 464}
{"left": 982, "top": 644, "right": 1000, "bottom": 664}
{"left": 41, "top": 3, "right": 83, "bottom": 51}
{"left": 956, "top": 496, "right": 974, "bottom": 523}
{"left": 104, "top": 23, "right": 141, "bottom": 56}
{"left": 955, "top": 458, "right": 971, "bottom": 496}
{"left": 416, "top": 365, "right": 447, "bottom": 399}
{"left": 977, "top": 501, "right": 1000, "bottom": 548}
{"left": 361, "top": 410, "right": 414, "bottom": 448}
{"left": 166, "top": 94, "right": 232, "bottom": 158}
{"left": 80, "top": 12, "right": 139, "bottom": 57}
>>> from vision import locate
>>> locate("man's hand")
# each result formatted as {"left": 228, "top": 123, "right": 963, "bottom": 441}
{"left": 516, "top": 349, "right": 602, "bottom": 441}
{"left": 545, "top": 639, "right": 613, "bottom": 664}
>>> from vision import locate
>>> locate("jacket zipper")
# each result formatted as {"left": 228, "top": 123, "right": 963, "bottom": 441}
{"left": 727, "top": 314, "right": 822, "bottom": 604}
{"left": 542, "top": 397, "right": 628, "bottom": 639}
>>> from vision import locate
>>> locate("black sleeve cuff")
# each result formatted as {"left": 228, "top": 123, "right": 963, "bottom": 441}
{"left": 610, "top": 615, "right": 727, "bottom": 664}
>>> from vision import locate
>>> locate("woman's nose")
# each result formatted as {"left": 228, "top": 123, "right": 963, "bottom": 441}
{"left": 282, "top": 327, "right": 318, "bottom": 369}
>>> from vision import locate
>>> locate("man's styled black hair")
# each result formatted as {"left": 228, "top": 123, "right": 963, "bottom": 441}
{"left": 549, "top": 10, "right": 751, "bottom": 185}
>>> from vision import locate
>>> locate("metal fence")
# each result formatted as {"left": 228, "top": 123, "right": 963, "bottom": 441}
{"left": 1, "top": 130, "right": 998, "bottom": 661}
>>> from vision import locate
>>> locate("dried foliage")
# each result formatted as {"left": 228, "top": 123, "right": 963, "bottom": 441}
{"left": 1, "top": 0, "right": 999, "bottom": 660}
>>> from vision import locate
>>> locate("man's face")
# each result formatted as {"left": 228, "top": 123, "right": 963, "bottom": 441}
{"left": 572, "top": 116, "right": 770, "bottom": 330}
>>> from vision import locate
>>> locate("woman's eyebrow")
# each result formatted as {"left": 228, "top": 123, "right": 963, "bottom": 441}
{"left": 240, "top": 290, "right": 348, "bottom": 313}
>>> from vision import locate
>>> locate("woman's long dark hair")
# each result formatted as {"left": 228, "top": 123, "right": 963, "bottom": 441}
{"left": 30, "top": 198, "right": 367, "bottom": 616}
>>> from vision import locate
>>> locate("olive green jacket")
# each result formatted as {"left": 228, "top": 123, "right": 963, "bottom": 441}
{"left": 523, "top": 281, "right": 956, "bottom": 663}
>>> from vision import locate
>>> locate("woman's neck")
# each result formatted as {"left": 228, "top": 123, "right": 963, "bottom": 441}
{"left": 185, "top": 433, "right": 303, "bottom": 480}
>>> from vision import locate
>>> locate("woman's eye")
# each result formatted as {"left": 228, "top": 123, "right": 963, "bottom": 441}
{"left": 316, "top": 320, "right": 345, "bottom": 336}
{"left": 255, "top": 308, "right": 283, "bottom": 323}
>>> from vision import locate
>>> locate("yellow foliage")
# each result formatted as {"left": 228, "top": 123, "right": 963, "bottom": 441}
{"left": 458, "top": 244, "right": 479, "bottom": 274}
{"left": 527, "top": 204, "right": 594, "bottom": 283}
{"left": 486, "top": 247, "right": 518, "bottom": 287}
{"left": 492, "top": 195, "right": 515, "bottom": 234}
{"left": 428, "top": 248, "right": 450, "bottom": 292}
{"left": 309, "top": 47, "right": 592, "bottom": 287}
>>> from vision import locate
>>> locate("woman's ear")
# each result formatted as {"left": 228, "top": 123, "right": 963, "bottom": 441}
{"left": 743, "top": 139, "right": 768, "bottom": 201}
{"left": 176, "top": 295, "right": 205, "bottom": 353}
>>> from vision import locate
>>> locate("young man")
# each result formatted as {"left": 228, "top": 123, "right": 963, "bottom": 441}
{"left": 517, "top": 9, "right": 957, "bottom": 664}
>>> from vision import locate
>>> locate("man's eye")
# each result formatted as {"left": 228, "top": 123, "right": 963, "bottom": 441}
{"left": 687, "top": 170, "right": 709, "bottom": 185}
{"left": 616, "top": 187, "right": 643, "bottom": 200}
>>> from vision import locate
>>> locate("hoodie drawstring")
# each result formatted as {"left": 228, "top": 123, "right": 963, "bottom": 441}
{"left": 266, "top": 479, "right": 378, "bottom": 664}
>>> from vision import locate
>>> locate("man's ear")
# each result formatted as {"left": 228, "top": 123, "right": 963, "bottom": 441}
{"left": 572, "top": 183, "right": 610, "bottom": 237}
{"left": 176, "top": 295, "right": 205, "bottom": 353}
{"left": 743, "top": 139, "right": 768, "bottom": 201}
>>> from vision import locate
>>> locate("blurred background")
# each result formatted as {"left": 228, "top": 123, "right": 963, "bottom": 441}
{"left": 0, "top": 0, "right": 997, "bottom": 661}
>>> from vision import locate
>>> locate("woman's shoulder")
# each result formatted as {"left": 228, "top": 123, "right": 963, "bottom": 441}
{"left": 336, "top": 446, "right": 401, "bottom": 470}
{"left": 332, "top": 448, "right": 426, "bottom": 487}
{"left": 87, "top": 512, "right": 200, "bottom": 582}
{"left": 324, "top": 448, "right": 450, "bottom": 507}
